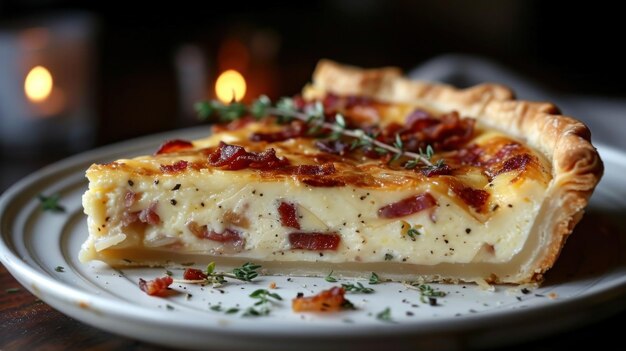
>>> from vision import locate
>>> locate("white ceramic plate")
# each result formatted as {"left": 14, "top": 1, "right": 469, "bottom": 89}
{"left": 2, "top": 127, "right": 626, "bottom": 351}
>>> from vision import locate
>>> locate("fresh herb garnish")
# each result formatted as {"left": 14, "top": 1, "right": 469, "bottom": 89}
{"left": 176, "top": 262, "right": 262, "bottom": 287}
{"left": 405, "top": 282, "right": 447, "bottom": 304}
{"left": 38, "top": 194, "right": 65, "bottom": 212}
{"left": 341, "top": 282, "right": 374, "bottom": 294}
{"left": 196, "top": 96, "right": 443, "bottom": 171}
{"left": 55, "top": 266, "right": 65, "bottom": 273}
{"left": 5, "top": 288, "right": 20, "bottom": 294}
{"left": 369, "top": 272, "right": 381, "bottom": 285}
{"left": 325, "top": 270, "right": 338, "bottom": 283}
{"left": 225, "top": 307, "right": 240, "bottom": 314}
{"left": 384, "top": 253, "right": 394, "bottom": 261}
{"left": 376, "top": 307, "right": 393, "bottom": 322}
{"left": 243, "top": 289, "right": 283, "bottom": 317}
{"left": 232, "top": 262, "right": 262, "bottom": 282}
{"left": 400, "top": 221, "right": 422, "bottom": 241}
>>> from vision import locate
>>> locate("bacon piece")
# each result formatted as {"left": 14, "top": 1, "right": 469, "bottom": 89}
{"left": 154, "top": 139, "right": 193, "bottom": 155}
{"left": 405, "top": 109, "right": 436, "bottom": 128}
{"left": 323, "top": 93, "right": 341, "bottom": 112}
{"left": 278, "top": 201, "right": 300, "bottom": 229}
{"left": 302, "top": 178, "right": 345, "bottom": 187}
{"left": 453, "top": 186, "right": 490, "bottom": 212}
{"left": 381, "top": 110, "right": 475, "bottom": 153}
{"left": 138, "top": 202, "right": 161, "bottom": 225}
{"left": 208, "top": 142, "right": 289, "bottom": 171}
{"left": 160, "top": 160, "right": 188, "bottom": 173}
{"left": 491, "top": 154, "right": 533, "bottom": 177}
{"left": 377, "top": 193, "right": 437, "bottom": 219}
{"left": 292, "top": 287, "right": 350, "bottom": 312}
{"left": 123, "top": 201, "right": 160, "bottom": 226}
{"left": 138, "top": 276, "right": 173, "bottom": 296}
{"left": 289, "top": 232, "right": 341, "bottom": 250}
{"left": 124, "top": 191, "right": 139, "bottom": 208}
{"left": 187, "top": 221, "right": 244, "bottom": 249}
{"left": 183, "top": 268, "right": 207, "bottom": 280}
{"left": 251, "top": 120, "right": 308, "bottom": 142}
{"left": 345, "top": 95, "right": 373, "bottom": 108}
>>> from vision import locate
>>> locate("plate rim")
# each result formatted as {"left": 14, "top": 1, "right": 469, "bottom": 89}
{"left": 1, "top": 128, "right": 626, "bottom": 341}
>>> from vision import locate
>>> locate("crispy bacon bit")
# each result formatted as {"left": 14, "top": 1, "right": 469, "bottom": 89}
{"left": 302, "top": 178, "right": 345, "bottom": 187}
{"left": 123, "top": 201, "right": 160, "bottom": 226}
{"left": 208, "top": 142, "right": 289, "bottom": 171}
{"left": 323, "top": 93, "right": 341, "bottom": 112}
{"left": 251, "top": 120, "right": 308, "bottom": 142}
{"left": 154, "top": 139, "right": 193, "bottom": 155}
{"left": 453, "top": 186, "right": 490, "bottom": 212}
{"left": 160, "top": 160, "right": 188, "bottom": 173}
{"left": 292, "top": 286, "right": 350, "bottom": 312}
{"left": 187, "top": 221, "right": 244, "bottom": 249}
{"left": 488, "top": 143, "right": 522, "bottom": 165}
{"left": 138, "top": 202, "right": 161, "bottom": 225}
{"left": 454, "top": 144, "right": 484, "bottom": 166}
{"left": 378, "top": 110, "right": 475, "bottom": 154}
{"left": 492, "top": 154, "right": 533, "bottom": 177}
{"left": 345, "top": 95, "right": 373, "bottom": 109}
{"left": 405, "top": 109, "right": 434, "bottom": 127}
{"left": 377, "top": 193, "right": 437, "bottom": 219}
{"left": 124, "top": 191, "right": 139, "bottom": 208}
{"left": 289, "top": 232, "right": 341, "bottom": 250}
{"left": 278, "top": 201, "right": 300, "bottom": 229}
{"left": 183, "top": 268, "right": 207, "bottom": 280}
{"left": 138, "top": 276, "right": 173, "bottom": 296}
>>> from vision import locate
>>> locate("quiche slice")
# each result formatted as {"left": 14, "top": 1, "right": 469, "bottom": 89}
{"left": 80, "top": 60, "right": 602, "bottom": 284}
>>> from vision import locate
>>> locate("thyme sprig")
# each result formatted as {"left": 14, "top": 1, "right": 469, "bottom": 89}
{"left": 195, "top": 96, "right": 440, "bottom": 169}
{"left": 404, "top": 282, "right": 447, "bottom": 304}
{"left": 175, "top": 262, "right": 261, "bottom": 287}
{"left": 244, "top": 289, "right": 283, "bottom": 317}
{"left": 341, "top": 282, "right": 375, "bottom": 294}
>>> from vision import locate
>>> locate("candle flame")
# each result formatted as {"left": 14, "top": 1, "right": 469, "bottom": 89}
{"left": 25, "top": 66, "right": 53, "bottom": 102}
{"left": 215, "top": 69, "right": 246, "bottom": 103}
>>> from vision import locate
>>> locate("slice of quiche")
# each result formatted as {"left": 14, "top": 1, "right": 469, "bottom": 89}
{"left": 80, "top": 60, "right": 602, "bottom": 284}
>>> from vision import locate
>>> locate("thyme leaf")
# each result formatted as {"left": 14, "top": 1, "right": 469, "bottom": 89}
{"left": 38, "top": 194, "right": 65, "bottom": 212}
{"left": 369, "top": 272, "right": 381, "bottom": 285}
{"left": 341, "top": 282, "right": 374, "bottom": 294}
{"left": 325, "top": 270, "right": 338, "bottom": 283}
{"left": 376, "top": 307, "right": 393, "bottom": 322}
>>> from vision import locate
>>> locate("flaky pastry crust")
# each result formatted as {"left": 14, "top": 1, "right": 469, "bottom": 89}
{"left": 306, "top": 60, "right": 603, "bottom": 283}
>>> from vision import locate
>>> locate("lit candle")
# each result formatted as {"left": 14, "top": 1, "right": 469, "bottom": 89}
{"left": 215, "top": 69, "right": 247, "bottom": 103}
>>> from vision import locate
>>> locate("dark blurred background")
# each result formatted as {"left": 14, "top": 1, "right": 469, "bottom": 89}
{"left": 1, "top": 0, "right": 624, "bottom": 191}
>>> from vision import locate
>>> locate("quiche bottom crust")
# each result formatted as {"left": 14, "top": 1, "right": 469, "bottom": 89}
{"left": 307, "top": 60, "right": 604, "bottom": 283}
